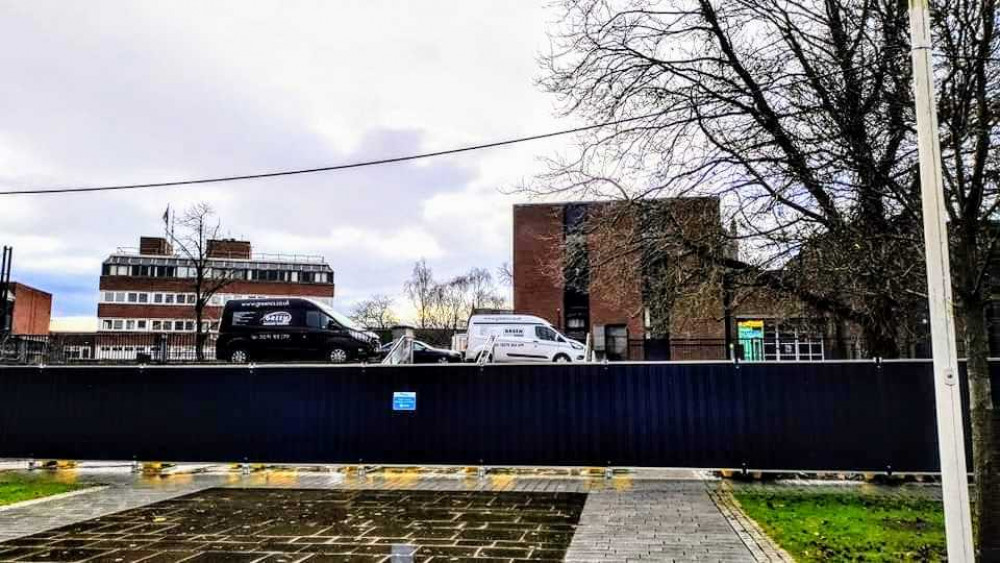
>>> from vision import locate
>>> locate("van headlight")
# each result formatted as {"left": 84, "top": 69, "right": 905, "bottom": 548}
{"left": 571, "top": 342, "right": 584, "bottom": 350}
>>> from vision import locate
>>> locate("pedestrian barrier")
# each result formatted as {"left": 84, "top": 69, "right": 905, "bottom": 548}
{"left": 0, "top": 360, "right": 994, "bottom": 471}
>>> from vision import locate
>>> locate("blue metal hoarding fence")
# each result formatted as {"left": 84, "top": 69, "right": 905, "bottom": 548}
{"left": 0, "top": 360, "right": 994, "bottom": 471}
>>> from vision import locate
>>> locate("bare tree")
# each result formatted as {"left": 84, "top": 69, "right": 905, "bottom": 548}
{"left": 536, "top": 0, "right": 1000, "bottom": 550}
{"left": 404, "top": 260, "right": 510, "bottom": 328}
{"left": 404, "top": 259, "right": 438, "bottom": 328}
{"left": 168, "top": 203, "right": 240, "bottom": 362}
{"left": 350, "top": 294, "right": 399, "bottom": 330}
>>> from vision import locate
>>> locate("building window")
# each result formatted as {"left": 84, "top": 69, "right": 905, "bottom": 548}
{"left": 127, "top": 292, "right": 138, "bottom": 303}
{"left": 102, "top": 319, "right": 113, "bottom": 330}
{"left": 137, "top": 320, "right": 147, "bottom": 330}
{"left": 737, "top": 318, "right": 824, "bottom": 361}
{"left": 165, "top": 294, "right": 175, "bottom": 304}
{"left": 604, "top": 325, "right": 628, "bottom": 361}
{"left": 152, "top": 320, "right": 162, "bottom": 331}
{"left": 153, "top": 293, "right": 163, "bottom": 304}
{"left": 125, "top": 320, "right": 136, "bottom": 331}
{"left": 112, "top": 319, "right": 124, "bottom": 331}
{"left": 186, "top": 294, "right": 196, "bottom": 304}
{"left": 138, "top": 293, "right": 148, "bottom": 303}
{"left": 185, "top": 321, "right": 195, "bottom": 331}
{"left": 103, "top": 291, "right": 114, "bottom": 302}
{"left": 174, "top": 321, "right": 185, "bottom": 331}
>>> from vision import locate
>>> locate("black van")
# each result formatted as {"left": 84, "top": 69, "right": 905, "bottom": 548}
{"left": 215, "top": 298, "right": 380, "bottom": 364}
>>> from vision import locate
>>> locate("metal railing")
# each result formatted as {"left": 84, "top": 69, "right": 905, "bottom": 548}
{"left": 381, "top": 336, "right": 414, "bottom": 365}
{"left": 1, "top": 333, "right": 220, "bottom": 365}
{"left": 113, "top": 247, "right": 328, "bottom": 265}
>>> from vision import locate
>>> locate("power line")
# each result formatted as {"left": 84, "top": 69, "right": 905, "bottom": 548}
{"left": 0, "top": 113, "right": 667, "bottom": 196}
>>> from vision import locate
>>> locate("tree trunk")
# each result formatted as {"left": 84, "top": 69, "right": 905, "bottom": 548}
{"left": 962, "top": 296, "right": 999, "bottom": 559}
{"left": 861, "top": 317, "right": 901, "bottom": 358}
{"left": 194, "top": 302, "right": 205, "bottom": 362}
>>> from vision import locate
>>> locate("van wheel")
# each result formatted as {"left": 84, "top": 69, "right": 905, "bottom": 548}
{"left": 553, "top": 354, "right": 571, "bottom": 363}
{"left": 328, "top": 348, "right": 349, "bottom": 364}
{"left": 230, "top": 348, "right": 249, "bottom": 364}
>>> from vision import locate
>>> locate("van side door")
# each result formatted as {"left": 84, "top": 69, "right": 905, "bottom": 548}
{"left": 532, "top": 325, "right": 562, "bottom": 361}
{"left": 493, "top": 325, "right": 527, "bottom": 362}
{"left": 304, "top": 310, "right": 330, "bottom": 358}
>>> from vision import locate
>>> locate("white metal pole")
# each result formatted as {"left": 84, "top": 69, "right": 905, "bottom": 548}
{"left": 907, "top": 0, "right": 975, "bottom": 560}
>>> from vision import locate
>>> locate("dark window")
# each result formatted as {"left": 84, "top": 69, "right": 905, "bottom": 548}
{"left": 604, "top": 325, "right": 628, "bottom": 361}
{"left": 306, "top": 311, "right": 322, "bottom": 329}
{"left": 535, "top": 326, "right": 558, "bottom": 341}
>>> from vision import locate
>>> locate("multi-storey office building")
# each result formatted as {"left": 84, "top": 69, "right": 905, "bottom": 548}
{"left": 93, "top": 236, "right": 334, "bottom": 360}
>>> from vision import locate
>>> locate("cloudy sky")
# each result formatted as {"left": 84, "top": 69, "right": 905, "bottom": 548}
{"left": 0, "top": 1, "right": 582, "bottom": 325}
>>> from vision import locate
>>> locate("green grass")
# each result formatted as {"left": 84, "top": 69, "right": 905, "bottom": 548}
{"left": 0, "top": 473, "right": 88, "bottom": 506}
{"left": 733, "top": 489, "right": 946, "bottom": 562}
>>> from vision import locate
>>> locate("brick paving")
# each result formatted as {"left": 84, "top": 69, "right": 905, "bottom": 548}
{"left": 0, "top": 470, "right": 227, "bottom": 544}
{"left": 564, "top": 483, "right": 754, "bottom": 562}
{"left": 0, "top": 488, "right": 586, "bottom": 562}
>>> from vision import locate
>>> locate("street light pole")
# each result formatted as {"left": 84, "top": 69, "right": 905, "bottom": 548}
{"left": 907, "top": 0, "right": 975, "bottom": 560}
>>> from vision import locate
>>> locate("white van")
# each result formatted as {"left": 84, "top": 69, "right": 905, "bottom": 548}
{"left": 464, "top": 314, "right": 587, "bottom": 363}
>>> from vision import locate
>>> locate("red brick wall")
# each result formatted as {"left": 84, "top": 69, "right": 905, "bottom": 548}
{"left": 513, "top": 204, "right": 565, "bottom": 326}
{"left": 10, "top": 283, "right": 52, "bottom": 335}
{"left": 139, "top": 237, "right": 172, "bottom": 256}
{"left": 586, "top": 203, "right": 645, "bottom": 344}
{"left": 207, "top": 239, "right": 252, "bottom": 259}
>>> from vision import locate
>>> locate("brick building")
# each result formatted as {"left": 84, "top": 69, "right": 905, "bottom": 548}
{"left": 92, "top": 236, "right": 334, "bottom": 360}
{"left": 1, "top": 282, "right": 52, "bottom": 335}
{"left": 513, "top": 199, "right": 831, "bottom": 361}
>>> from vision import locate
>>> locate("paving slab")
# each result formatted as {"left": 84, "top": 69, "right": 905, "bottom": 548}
{"left": 564, "top": 482, "right": 754, "bottom": 562}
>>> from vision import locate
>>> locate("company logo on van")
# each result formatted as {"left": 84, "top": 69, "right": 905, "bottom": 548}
{"left": 260, "top": 311, "right": 292, "bottom": 326}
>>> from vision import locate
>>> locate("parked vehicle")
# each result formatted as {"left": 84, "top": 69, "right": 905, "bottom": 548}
{"left": 378, "top": 339, "right": 463, "bottom": 364}
{"left": 216, "top": 298, "right": 379, "bottom": 364}
{"left": 464, "top": 314, "right": 586, "bottom": 363}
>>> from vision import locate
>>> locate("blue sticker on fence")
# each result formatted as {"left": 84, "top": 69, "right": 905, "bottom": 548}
{"left": 392, "top": 392, "right": 416, "bottom": 412}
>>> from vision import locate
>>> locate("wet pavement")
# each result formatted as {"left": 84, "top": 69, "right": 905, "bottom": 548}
{"left": 0, "top": 464, "right": 764, "bottom": 562}
{"left": 0, "top": 488, "right": 585, "bottom": 562}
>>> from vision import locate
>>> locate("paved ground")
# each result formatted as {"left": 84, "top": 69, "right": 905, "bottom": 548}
{"left": 564, "top": 485, "right": 754, "bottom": 562}
{"left": 8, "top": 463, "right": 922, "bottom": 562}
{"left": 0, "top": 488, "right": 587, "bottom": 562}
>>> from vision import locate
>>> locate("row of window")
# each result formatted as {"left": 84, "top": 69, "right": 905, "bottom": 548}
{"left": 102, "top": 291, "right": 197, "bottom": 305}
{"left": 102, "top": 264, "right": 332, "bottom": 284}
{"left": 100, "top": 291, "right": 334, "bottom": 308}
{"left": 100, "top": 318, "right": 220, "bottom": 333}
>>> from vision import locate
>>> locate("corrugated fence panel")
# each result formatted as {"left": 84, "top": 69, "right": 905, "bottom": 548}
{"left": 1, "top": 360, "right": 997, "bottom": 471}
